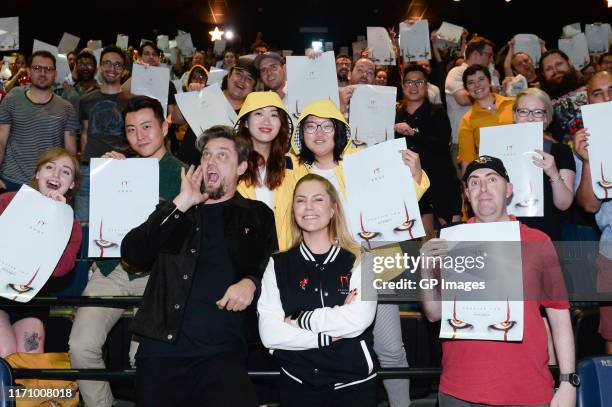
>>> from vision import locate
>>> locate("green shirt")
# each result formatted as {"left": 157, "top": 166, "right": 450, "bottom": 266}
{"left": 96, "top": 152, "right": 187, "bottom": 279}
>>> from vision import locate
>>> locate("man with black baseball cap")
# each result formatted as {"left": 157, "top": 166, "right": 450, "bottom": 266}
{"left": 420, "top": 156, "right": 577, "bottom": 406}
{"left": 254, "top": 52, "right": 287, "bottom": 102}
{"left": 223, "top": 57, "right": 257, "bottom": 111}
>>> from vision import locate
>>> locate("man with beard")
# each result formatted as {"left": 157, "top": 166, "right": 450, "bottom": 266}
{"left": 61, "top": 50, "right": 99, "bottom": 114}
{"left": 76, "top": 45, "right": 132, "bottom": 220}
{"left": 335, "top": 54, "right": 352, "bottom": 88}
{"left": 0, "top": 50, "right": 79, "bottom": 192}
{"left": 254, "top": 52, "right": 287, "bottom": 102}
{"left": 121, "top": 125, "right": 277, "bottom": 406}
{"left": 539, "top": 49, "right": 587, "bottom": 143}
{"left": 503, "top": 37, "right": 546, "bottom": 89}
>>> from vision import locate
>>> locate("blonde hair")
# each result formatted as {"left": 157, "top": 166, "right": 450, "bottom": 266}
{"left": 513, "top": 88, "right": 554, "bottom": 130}
{"left": 290, "top": 174, "right": 362, "bottom": 261}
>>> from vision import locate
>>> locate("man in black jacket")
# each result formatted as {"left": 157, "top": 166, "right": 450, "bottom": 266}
{"left": 121, "top": 125, "right": 278, "bottom": 407}
{"left": 395, "top": 64, "right": 462, "bottom": 238}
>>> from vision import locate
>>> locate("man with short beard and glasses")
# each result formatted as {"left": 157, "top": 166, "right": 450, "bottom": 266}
{"left": 122, "top": 125, "right": 277, "bottom": 406}
{"left": 0, "top": 50, "right": 79, "bottom": 192}
{"left": 539, "top": 49, "right": 588, "bottom": 143}
{"left": 61, "top": 50, "right": 99, "bottom": 114}
{"left": 75, "top": 45, "right": 132, "bottom": 221}
{"left": 335, "top": 54, "right": 352, "bottom": 88}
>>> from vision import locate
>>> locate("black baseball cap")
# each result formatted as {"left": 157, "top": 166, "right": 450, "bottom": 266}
{"left": 463, "top": 155, "right": 510, "bottom": 183}
{"left": 232, "top": 57, "right": 258, "bottom": 80}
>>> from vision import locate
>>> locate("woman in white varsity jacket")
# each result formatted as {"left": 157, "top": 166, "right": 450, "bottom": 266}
{"left": 258, "top": 174, "right": 379, "bottom": 407}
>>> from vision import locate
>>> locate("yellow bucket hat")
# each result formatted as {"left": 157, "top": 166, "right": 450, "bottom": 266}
{"left": 235, "top": 91, "right": 291, "bottom": 124}
{"left": 290, "top": 99, "right": 351, "bottom": 155}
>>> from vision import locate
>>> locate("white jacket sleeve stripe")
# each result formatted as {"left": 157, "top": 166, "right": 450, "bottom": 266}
{"left": 258, "top": 258, "right": 327, "bottom": 351}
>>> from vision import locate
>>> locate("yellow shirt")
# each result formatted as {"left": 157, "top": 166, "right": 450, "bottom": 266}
{"left": 457, "top": 94, "right": 516, "bottom": 163}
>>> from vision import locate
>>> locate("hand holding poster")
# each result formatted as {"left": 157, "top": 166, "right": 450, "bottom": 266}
{"left": 581, "top": 101, "right": 612, "bottom": 199}
{"left": 439, "top": 221, "right": 524, "bottom": 341}
{"left": 174, "top": 82, "right": 237, "bottom": 136}
{"left": 286, "top": 51, "right": 340, "bottom": 119}
{"left": 349, "top": 85, "right": 397, "bottom": 147}
{"left": 435, "top": 22, "right": 464, "bottom": 48}
{"left": 513, "top": 34, "right": 541, "bottom": 66}
{"left": 367, "top": 27, "right": 396, "bottom": 66}
{"left": 0, "top": 186, "right": 73, "bottom": 302}
{"left": 131, "top": 64, "right": 171, "bottom": 116}
{"left": 479, "top": 122, "right": 544, "bottom": 217}
{"left": 89, "top": 158, "right": 159, "bottom": 258}
{"left": 344, "top": 138, "right": 425, "bottom": 247}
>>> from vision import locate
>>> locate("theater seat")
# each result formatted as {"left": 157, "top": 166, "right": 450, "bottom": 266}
{"left": 0, "top": 358, "right": 15, "bottom": 407}
{"left": 577, "top": 355, "right": 612, "bottom": 407}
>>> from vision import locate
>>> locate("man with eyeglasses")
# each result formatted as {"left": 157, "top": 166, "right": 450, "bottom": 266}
{"left": 61, "top": 50, "right": 99, "bottom": 114}
{"left": 339, "top": 57, "right": 376, "bottom": 115}
{"left": 75, "top": 45, "right": 132, "bottom": 221}
{"left": 254, "top": 52, "right": 287, "bottom": 103}
{"left": 0, "top": 50, "right": 79, "bottom": 192}
{"left": 395, "top": 64, "right": 462, "bottom": 238}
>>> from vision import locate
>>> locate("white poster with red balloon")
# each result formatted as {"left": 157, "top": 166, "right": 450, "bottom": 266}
{"left": 0, "top": 185, "right": 73, "bottom": 302}
{"left": 343, "top": 138, "right": 425, "bottom": 248}
{"left": 89, "top": 158, "right": 159, "bottom": 258}
{"left": 581, "top": 101, "right": 612, "bottom": 200}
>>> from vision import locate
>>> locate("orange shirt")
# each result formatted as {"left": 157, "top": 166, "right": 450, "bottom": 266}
{"left": 457, "top": 94, "right": 515, "bottom": 163}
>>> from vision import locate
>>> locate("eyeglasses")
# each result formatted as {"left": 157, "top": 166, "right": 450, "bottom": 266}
{"left": 30, "top": 65, "right": 55, "bottom": 73}
{"left": 101, "top": 60, "right": 125, "bottom": 70}
{"left": 336, "top": 61, "right": 351, "bottom": 67}
{"left": 514, "top": 108, "right": 547, "bottom": 119}
{"left": 403, "top": 79, "right": 426, "bottom": 87}
{"left": 303, "top": 121, "right": 335, "bottom": 135}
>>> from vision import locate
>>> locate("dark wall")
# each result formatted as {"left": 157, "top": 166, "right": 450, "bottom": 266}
{"left": 2, "top": 0, "right": 610, "bottom": 55}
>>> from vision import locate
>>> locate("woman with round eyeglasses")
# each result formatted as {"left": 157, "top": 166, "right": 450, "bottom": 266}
{"left": 513, "top": 88, "right": 575, "bottom": 241}
{"left": 289, "top": 99, "right": 429, "bottom": 407}
{"left": 457, "top": 64, "right": 515, "bottom": 175}
{"left": 236, "top": 91, "right": 296, "bottom": 250}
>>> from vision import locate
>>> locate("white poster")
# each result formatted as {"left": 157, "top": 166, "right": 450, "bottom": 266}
{"left": 436, "top": 22, "right": 464, "bottom": 46}
{"left": 344, "top": 138, "right": 425, "bottom": 247}
{"left": 0, "top": 186, "right": 73, "bottom": 302}
{"left": 479, "top": 122, "right": 544, "bottom": 217}
{"left": 581, "top": 101, "right": 612, "bottom": 200}
{"left": 58, "top": 32, "right": 79, "bottom": 55}
{"left": 439, "top": 221, "right": 523, "bottom": 341}
{"left": 213, "top": 40, "right": 226, "bottom": 56}
{"left": 87, "top": 40, "right": 103, "bottom": 50}
{"left": 0, "top": 17, "right": 18, "bottom": 51}
{"left": 513, "top": 34, "right": 541, "bottom": 67}
{"left": 349, "top": 85, "right": 397, "bottom": 147}
{"left": 32, "top": 39, "right": 58, "bottom": 55}
{"left": 131, "top": 64, "right": 170, "bottom": 116}
{"left": 208, "top": 67, "right": 228, "bottom": 85}
{"left": 399, "top": 20, "right": 431, "bottom": 62}
{"left": 585, "top": 24, "right": 611, "bottom": 54}
{"left": 175, "top": 82, "right": 237, "bottom": 136}
{"left": 175, "top": 33, "right": 195, "bottom": 57}
{"left": 55, "top": 54, "right": 72, "bottom": 85}
{"left": 116, "top": 34, "right": 129, "bottom": 50}
{"left": 562, "top": 23, "right": 582, "bottom": 38}
{"left": 367, "top": 27, "right": 396, "bottom": 66}
{"left": 157, "top": 35, "right": 169, "bottom": 52}
{"left": 286, "top": 51, "right": 340, "bottom": 120}
{"left": 559, "top": 33, "right": 590, "bottom": 70}
{"left": 89, "top": 158, "right": 159, "bottom": 258}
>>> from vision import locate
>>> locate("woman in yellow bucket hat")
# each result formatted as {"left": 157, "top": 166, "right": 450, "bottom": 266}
{"left": 236, "top": 91, "right": 297, "bottom": 250}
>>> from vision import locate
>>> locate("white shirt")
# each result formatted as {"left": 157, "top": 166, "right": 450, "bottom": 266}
{"left": 255, "top": 166, "right": 274, "bottom": 210}
{"left": 445, "top": 63, "right": 470, "bottom": 144}
{"left": 310, "top": 164, "right": 349, "bottom": 221}
{"left": 427, "top": 83, "right": 442, "bottom": 105}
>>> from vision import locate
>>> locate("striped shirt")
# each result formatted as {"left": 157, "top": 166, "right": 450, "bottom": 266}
{"left": 0, "top": 87, "right": 79, "bottom": 184}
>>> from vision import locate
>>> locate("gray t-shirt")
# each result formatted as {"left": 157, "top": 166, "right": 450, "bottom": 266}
{"left": 0, "top": 87, "right": 79, "bottom": 184}
{"left": 79, "top": 90, "right": 131, "bottom": 162}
